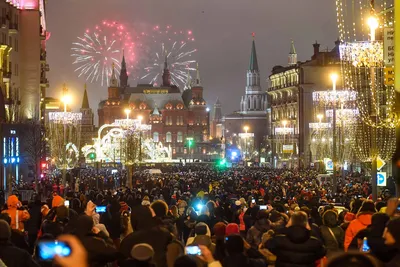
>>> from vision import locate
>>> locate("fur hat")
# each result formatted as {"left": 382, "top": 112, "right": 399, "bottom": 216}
{"left": 130, "top": 243, "right": 154, "bottom": 261}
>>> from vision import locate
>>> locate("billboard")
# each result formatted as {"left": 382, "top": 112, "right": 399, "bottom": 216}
{"left": 283, "top": 145, "right": 294, "bottom": 153}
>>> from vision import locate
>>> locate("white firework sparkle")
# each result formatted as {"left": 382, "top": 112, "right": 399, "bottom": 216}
{"left": 140, "top": 25, "right": 197, "bottom": 89}
{"left": 71, "top": 21, "right": 136, "bottom": 87}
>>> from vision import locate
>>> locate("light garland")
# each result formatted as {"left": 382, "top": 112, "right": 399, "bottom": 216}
{"left": 336, "top": 0, "right": 396, "bottom": 164}
{"left": 48, "top": 112, "right": 82, "bottom": 124}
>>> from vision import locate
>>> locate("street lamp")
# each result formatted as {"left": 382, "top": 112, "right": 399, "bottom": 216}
{"left": 367, "top": 16, "right": 379, "bottom": 42}
{"left": 125, "top": 109, "right": 131, "bottom": 120}
{"left": 331, "top": 72, "right": 338, "bottom": 194}
{"left": 61, "top": 93, "right": 72, "bottom": 186}
{"left": 317, "top": 114, "right": 323, "bottom": 124}
{"left": 137, "top": 115, "right": 143, "bottom": 162}
{"left": 243, "top": 126, "right": 249, "bottom": 161}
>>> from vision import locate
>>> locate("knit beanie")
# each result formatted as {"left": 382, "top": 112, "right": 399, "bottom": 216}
{"left": 213, "top": 222, "right": 226, "bottom": 239}
{"left": 225, "top": 223, "right": 240, "bottom": 236}
{"left": 0, "top": 220, "right": 11, "bottom": 240}
{"left": 52, "top": 195, "right": 65, "bottom": 208}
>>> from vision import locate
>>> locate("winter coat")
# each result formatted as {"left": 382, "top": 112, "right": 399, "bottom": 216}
{"left": 1, "top": 195, "right": 30, "bottom": 231}
{"left": 266, "top": 225, "right": 326, "bottom": 267}
{"left": 222, "top": 253, "right": 266, "bottom": 267}
{"left": 0, "top": 240, "right": 40, "bottom": 267}
{"left": 344, "top": 212, "right": 373, "bottom": 251}
{"left": 320, "top": 226, "right": 344, "bottom": 256}
{"left": 320, "top": 210, "right": 344, "bottom": 256}
{"left": 119, "top": 206, "right": 172, "bottom": 267}
{"left": 78, "top": 232, "right": 118, "bottom": 267}
{"left": 246, "top": 218, "right": 270, "bottom": 249}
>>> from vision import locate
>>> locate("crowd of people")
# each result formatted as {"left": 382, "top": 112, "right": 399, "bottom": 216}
{"left": 0, "top": 166, "right": 399, "bottom": 267}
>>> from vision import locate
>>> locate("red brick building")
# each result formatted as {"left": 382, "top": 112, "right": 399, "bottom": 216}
{"left": 98, "top": 56, "right": 210, "bottom": 161}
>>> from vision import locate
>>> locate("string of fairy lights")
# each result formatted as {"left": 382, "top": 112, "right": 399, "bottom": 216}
{"left": 335, "top": 0, "right": 396, "bottom": 163}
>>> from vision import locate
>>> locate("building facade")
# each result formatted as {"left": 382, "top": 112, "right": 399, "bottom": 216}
{"left": 80, "top": 84, "right": 96, "bottom": 147}
{"left": 0, "top": 0, "right": 48, "bottom": 189}
{"left": 98, "top": 56, "right": 211, "bottom": 161}
{"left": 268, "top": 40, "right": 341, "bottom": 168}
{"left": 223, "top": 37, "right": 270, "bottom": 164}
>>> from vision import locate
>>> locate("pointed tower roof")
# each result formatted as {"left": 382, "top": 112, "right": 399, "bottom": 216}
{"left": 193, "top": 62, "right": 201, "bottom": 86}
{"left": 152, "top": 106, "right": 160, "bottom": 115}
{"left": 81, "top": 84, "right": 90, "bottom": 109}
{"left": 164, "top": 51, "right": 168, "bottom": 70}
{"left": 110, "top": 63, "right": 118, "bottom": 87}
{"left": 162, "top": 50, "right": 172, "bottom": 86}
{"left": 121, "top": 50, "right": 127, "bottom": 70}
{"left": 216, "top": 97, "right": 221, "bottom": 105}
{"left": 249, "top": 34, "right": 259, "bottom": 71}
{"left": 184, "top": 69, "right": 192, "bottom": 90}
{"left": 289, "top": 40, "right": 296, "bottom": 54}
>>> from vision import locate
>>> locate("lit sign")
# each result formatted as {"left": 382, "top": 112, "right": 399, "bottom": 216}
{"left": 143, "top": 89, "right": 168, "bottom": 94}
{"left": 49, "top": 112, "right": 82, "bottom": 124}
{"left": 309, "top": 123, "right": 331, "bottom": 129}
{"left": 238, "top": 133, "right": 254, "bottom": 138}
{"left": 325, "top": 109, "right": 359, "bottom": 118}
{"left": 313, "top": 91, "right": 357, "bottom": 102}
{"left": 377, "top": 172, "right": 387, "bottom": 187}
{"left": 283, "top": 145, "right": 294, "bottom": 153}
{"left": 324, "top": 158, "right": 333, "bottom": 171}
{"left": 275, "top": 128, "right": 294, "bottom": 134}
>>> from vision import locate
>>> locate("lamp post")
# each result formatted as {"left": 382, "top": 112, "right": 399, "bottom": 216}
{"left": 281, "top": 120, "right": 288, "bottom": 167}
{"left": 138, "top": 115, "right": 143, "bottom": 162}
{"left": 243, "top": 126, "right": 249, "bottom": 162}
{"left": 330, "top": 73, "right": 338, "bottom": 194}
{"left": 61, "top": 93, "right": 71, "bottom": 186}
{"left": 367, "top": 15, "right": 379, "bottom": 201}
{"left": 124, "top": 109, "right": 131, "bottom": 120}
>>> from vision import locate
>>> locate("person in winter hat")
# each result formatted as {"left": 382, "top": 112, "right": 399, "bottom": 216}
{"left": 344, "top": 200, "right": 376, "bottom": 251}
{"left": 1, "top": 195, "right": 30, "bottom": 231}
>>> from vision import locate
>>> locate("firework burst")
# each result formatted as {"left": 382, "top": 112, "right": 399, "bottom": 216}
{"left": 139, "top": 25, "right": 197, "bottom": 89}
{"left": 71, "top": 21, "right": 138, "bottom": 87}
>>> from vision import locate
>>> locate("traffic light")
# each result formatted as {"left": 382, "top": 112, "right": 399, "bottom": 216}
{"left": 186, "top": 137, "right": 194, "bottom": 148}
{"left": 41, "top": 162, "right": 48, "bottom": 170}
{"left": 89, "top": 152, "right": 96, "bottom": 160}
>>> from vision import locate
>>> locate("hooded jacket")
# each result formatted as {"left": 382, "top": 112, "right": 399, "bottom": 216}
{"left": 1, "top": 195, "right": 30, "bottom": 231}
{"left": 266, "top": 225, "right": 326, "bottom": 267}
{"left": 320, "top": 210, "right": 344, "bottom": 256}
{"left": 246, "top": 218, "right": 270, "bottom": 249}
{"left": 119, "top": 206, "right": 172, "bottom": 267}
{"left": 344, "top": 212, "right": 373, "bottom": 251}
{"left": 76, "top": 215, "right": 118, "bottom": 267}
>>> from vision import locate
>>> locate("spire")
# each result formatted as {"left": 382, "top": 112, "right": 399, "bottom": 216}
{"left": 184, "top": 69, "right": 192, "bottom": 90}
{"left": 120, "top": 50, "right": 128, "bottom": 87}
{"left": 162, "top": 51, "right": 171, "bottom": 86}
{"left": 194, "top": 62, "right": 201, "bottom": 86}
{"left": 290, "top": 40, "right": 296, "bottom": 54}
{"left": 81, "top": 83, "right": 90, "bottom": 109}
{"left": 249, "top": 34, "right": 259, "bottom": 72}
{"left": 216, "top": 97, "right": 221, "bottom": 105}
{"left": 110, "top": 63, "right": 118, "bottom": 87}
{"left": 288, "top": 40, "right": 298, "bottom": 66}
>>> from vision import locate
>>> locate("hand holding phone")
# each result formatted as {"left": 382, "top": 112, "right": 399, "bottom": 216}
{"left": 38, "top": 240, "right": 72, "bottom": 261}
{"left": 185, "top": 246, "right": 202, "bottom": 255}
{"left": 95, "top": 206, "right": 106, "bottom": 213}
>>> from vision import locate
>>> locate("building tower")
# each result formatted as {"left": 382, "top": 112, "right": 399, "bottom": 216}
{"left": 288, "top": 40, "right": 297, "bottom": 66}
{"left": 162, "top": 53, "right": 171, "bottom": 86}
{"left": 190, "top": 63, "right": 208, "bottom": 141}
{"left": 80, "top": 84, "right": 95, "bottom": 147}
{"left": 119, "top": 51, "right": 129, "bottom": 89}
{"left": 241, "top": 35, "right": 265, "bottom": 113}
{"left": 108, "top": 63, "right": 120, "bottom": 100}
{"left": 211, "top": 98, "right": 223, "bottom": 138}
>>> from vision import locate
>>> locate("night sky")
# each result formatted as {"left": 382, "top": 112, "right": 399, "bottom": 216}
{"left": 46, "top": 0, "right": 337, "bottom": 125}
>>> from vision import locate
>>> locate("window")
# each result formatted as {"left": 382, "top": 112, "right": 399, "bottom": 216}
{"left": 153, "top": 132, "right": 159, "bottom": 143}
{"left": 166, "top": 132, "right": 172, "bottom": 143}
{"left": 177, "top": 132, "right": 183, "bottom": 143}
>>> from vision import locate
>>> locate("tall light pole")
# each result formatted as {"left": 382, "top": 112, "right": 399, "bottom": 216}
{"left": 138, "top": 115, "right": 143, "bottom": 162}
{"left": 394, "top": 0, "right": 400, "bottom": 196}
{"left": 61, "top": 93, "right": 71, "bottom": 186}
{"left": 367, "top": 15, "right": 379, "bottom": 201}
{"left": 124, "top": 108, "right": 131, "bottom": 120}
{"left": 243, "top": 126, "right": 249, "bottom": 162}
{"left": 330, "top": 73, "right": 338, "bottom": 194}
